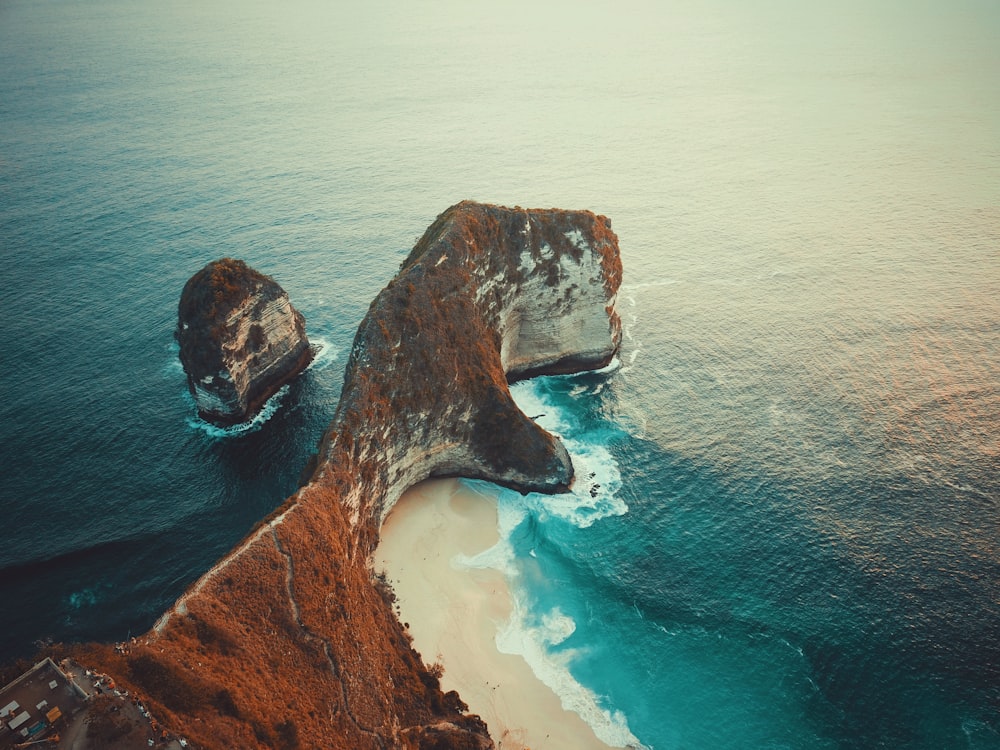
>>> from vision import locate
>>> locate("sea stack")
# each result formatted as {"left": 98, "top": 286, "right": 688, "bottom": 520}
{"left": 176, "top": 258, "right": 313, "bottom": 426}
{"left": 72, "top": 203, "right": 622, "bottom": 749}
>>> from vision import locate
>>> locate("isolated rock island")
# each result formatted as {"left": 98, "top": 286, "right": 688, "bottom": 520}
{"left": 176, "top": 258, "right": 313, "bottom": 426}
{"left": 74, "top": 201, "right": 623, "bottom": 748}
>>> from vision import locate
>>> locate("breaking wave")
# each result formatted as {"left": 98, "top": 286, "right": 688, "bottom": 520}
{"left": 459, "top": 373, "right": 644, "bottom": 747}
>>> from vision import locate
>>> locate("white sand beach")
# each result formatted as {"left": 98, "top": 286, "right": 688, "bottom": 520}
{"left": 373, "top": 478, "right": 614, "bottom": 750}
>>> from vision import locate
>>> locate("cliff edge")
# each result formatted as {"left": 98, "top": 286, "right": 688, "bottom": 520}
{"left": 176, "top": 258, "right": 313, "bottom": 426}
{"left": 75, "top": 202, "right": 622, "bottom": 749}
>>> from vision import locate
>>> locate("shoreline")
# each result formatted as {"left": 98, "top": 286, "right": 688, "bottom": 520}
{"left": 372, "top": 478, "right": 616, "bottom": 750}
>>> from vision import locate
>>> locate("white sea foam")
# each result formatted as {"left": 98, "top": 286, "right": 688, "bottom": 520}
{"left": 452, "top": 489, "right": 646, "bottom": 746}
{"left": 617, "top": 292, "right": 641, "bottom": 374}
{"left": 163, "top": 341, "right": 185, "bottom": 376}
{"left": 527, "top": 440, "right": 626, "bottom": 528}
{"left": 593, "top": 355, "right": 622, "bottom": 375}
{"left": 456, "top": 377, "right": 644, "bottom": 747}
{"left": 184, "top": 385, "right": 290, "bottom": 438}
{"left": 305, "top": 337, "right": 339, "bottom": 371}
{"left": 509, "top": 379, "right": 629, "bottom": 529}
{"left": 496, "top": 596, "right": 646, "bottom": 749}
{"left": 540, "top": 607, "right": 576, "bottom": 645}
{"left": 622, "top": 279, "right": 678, "bottom": 291}
{"left": 174, "top": 337, "right": 336, "bottom": 438}
{"left": 455, "top": 481, "right": 525, "bottom": 578}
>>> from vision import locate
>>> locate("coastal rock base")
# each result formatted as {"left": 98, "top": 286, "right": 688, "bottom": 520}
{"left": 176, "top": 258, "right": 312, "bottom": 426}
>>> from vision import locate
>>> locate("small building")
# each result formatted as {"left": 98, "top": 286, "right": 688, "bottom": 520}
{"left": 0, "top": 658, "right": 88, "bottom": 748}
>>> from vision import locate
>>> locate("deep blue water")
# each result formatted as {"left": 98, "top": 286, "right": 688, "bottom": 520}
{"left": 2, "top": 1, "right": 999, "bottom": 748}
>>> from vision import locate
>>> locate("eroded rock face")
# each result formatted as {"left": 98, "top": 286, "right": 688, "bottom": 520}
{"left": 75, "top": 203, "right": 622, "bottom": 749}
{"left": 319, "top": 200, "right": 623, "bottom": 528}
{"left": 176, "top": 258, "right": 313, "bottom": 426}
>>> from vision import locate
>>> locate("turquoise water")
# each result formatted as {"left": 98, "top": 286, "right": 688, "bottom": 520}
{"left": 2, "top": 1, "right": 999, "bottom": 747}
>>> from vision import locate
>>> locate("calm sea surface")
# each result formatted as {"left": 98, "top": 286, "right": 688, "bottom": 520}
{"left": 2, "top": 1, "right": 998, "bottom": 747}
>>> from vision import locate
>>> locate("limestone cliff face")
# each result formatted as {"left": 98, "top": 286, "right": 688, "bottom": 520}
{"left": 316, "top": 200, "right": 623, "bottom": 532}
{"left": 79, "top": 203, "right": 622, "bottom": 749}
{"left": 176, "top": 258, "right": 313, "bottom": 426}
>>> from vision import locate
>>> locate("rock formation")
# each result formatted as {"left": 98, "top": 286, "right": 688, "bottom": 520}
{"left": 73, "top": 202, "right": 622, "bottom": 749}
{"left": 176, "top": 258, "right": 313, "bottom": 426}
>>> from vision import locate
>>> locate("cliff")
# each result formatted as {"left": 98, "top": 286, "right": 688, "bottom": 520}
{"left": 176, "top": 258, "right": 313, "bottom": 426}
{"left": 76, "top": 202, "right": 622, "bottom": 749}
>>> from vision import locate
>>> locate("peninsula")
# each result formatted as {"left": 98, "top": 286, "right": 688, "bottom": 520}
{"left": 70, "top": 201, "right": 623, "bottom": 748}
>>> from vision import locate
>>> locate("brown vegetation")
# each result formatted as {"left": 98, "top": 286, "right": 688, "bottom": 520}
{"left": 85, "top": 695, "right": 139, "bottom": 747}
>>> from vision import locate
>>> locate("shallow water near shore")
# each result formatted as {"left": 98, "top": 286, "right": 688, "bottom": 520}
{"left": 375, "top": 479, "right": 619, "bottom": 750}
{"left": 2, "top": 1, "right": 999, "bottom": 748}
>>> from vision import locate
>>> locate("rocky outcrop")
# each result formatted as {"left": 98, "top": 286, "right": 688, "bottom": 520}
{"left": 176, "top": 258, "right": 313, "bottom": 426}
{"left": 75, "top": 202, "right": 622, "bottom": 749}
{"left": 315, "top": 201, "right": 622, "bottom": 527}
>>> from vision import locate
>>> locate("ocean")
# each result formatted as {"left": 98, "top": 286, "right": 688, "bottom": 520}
{"left": 1, "top": 0, "right": 998, "bottom": 747}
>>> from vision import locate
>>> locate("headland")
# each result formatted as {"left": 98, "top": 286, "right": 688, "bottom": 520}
{"left": 64, "top": 201, "right": 623, "bottom": 748}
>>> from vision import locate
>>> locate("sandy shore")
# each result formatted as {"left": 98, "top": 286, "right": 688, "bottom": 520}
{"left": 373, "top": 478, "right": 615, "bottom": 750}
